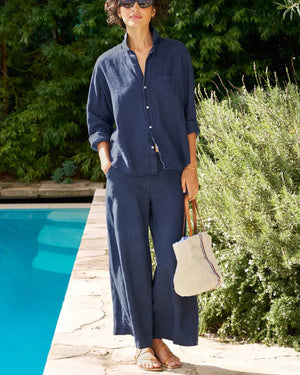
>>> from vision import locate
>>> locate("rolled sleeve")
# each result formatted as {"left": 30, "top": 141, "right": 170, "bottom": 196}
{"left": 87, "top": 60, "right": 114, "bottom": 151}
{"left": 186, "top": 120, "right": 200, "bottom": 135}
{"left": 88, "top": 131, "right": 111, "bottom": 151}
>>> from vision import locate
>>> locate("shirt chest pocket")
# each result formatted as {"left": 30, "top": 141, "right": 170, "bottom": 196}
{"left": 158, "top": 75, "right": 176, "bottom": 96}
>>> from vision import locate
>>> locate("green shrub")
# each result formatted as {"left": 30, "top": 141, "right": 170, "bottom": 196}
{"left": 51, "top": 160, "right": 77, "bottom": 184}
{"left": 196, "top": 82, "right": 300, "bottom": 348}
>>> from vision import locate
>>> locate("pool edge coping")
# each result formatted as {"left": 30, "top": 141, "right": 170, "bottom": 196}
{"left": 42, "top": 188, "right": 111, "bottom": 375}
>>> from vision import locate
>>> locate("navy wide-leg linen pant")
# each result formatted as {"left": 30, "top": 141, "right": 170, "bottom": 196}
{"left": 105, "top": 161, "right": 198, "bottom": 349}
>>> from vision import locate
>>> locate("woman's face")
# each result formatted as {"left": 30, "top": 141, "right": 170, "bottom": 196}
{"left": 117, "top": 1, "right": 156, "bottom": 30}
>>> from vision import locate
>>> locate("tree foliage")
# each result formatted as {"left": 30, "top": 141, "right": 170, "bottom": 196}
{"left": 167, "top": 0, "right": 299, "bottom": 88}
{"left": 196, "top": 82, "right": 300, "bottom": 348}
{"left": 0, "top": 0, "right": 123, "bottom": 181}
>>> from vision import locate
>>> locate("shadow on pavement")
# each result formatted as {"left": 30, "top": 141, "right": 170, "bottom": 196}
{"left": 174, "top": 363, "right": 277, "bottom": 375}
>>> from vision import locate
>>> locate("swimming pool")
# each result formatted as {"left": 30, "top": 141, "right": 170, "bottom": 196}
{"left": 0, "top": 208, "right": 90, "bottom": 375}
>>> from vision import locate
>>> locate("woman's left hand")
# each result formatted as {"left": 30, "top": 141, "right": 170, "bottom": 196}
{"left": 181, "top": 166, "right": 199, "bottom": 201}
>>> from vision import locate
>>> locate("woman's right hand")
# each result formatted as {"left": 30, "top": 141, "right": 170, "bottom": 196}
{"left": 103, "top": 162, "right": 112, "bottom": 175}
{"left": 97, "top": 141, "right": 111, "bottom": 176}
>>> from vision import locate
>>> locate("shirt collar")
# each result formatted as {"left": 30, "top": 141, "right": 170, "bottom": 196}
{"left": 121, "top": 26, "right": 160, "bottom": 52}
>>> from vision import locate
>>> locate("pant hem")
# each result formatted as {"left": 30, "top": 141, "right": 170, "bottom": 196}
{"left": 113, "top": 330, "right": 198, "bottom": 348}
{"left": 154, "top": 334, "right": 198, "bottom": 347}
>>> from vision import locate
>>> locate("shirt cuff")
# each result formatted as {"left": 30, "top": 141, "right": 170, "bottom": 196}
{"left": 89, "top": 132, "right": 111, "bottom": 151}
{"left": 186, "top": 121, "right": 200, "bottom": 136}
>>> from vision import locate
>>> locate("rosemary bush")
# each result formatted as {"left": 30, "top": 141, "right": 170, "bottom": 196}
{"left": 196, "top": 82, "right": 300, "bottom": 348}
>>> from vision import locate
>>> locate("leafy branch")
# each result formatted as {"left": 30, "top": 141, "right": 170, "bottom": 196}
{"left": 277, "top": 0, "right": 300, "bottom": 20}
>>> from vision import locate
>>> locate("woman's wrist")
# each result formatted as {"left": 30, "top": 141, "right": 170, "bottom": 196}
{"left": 185, "top": 163, "right": 197, "bottom": 170}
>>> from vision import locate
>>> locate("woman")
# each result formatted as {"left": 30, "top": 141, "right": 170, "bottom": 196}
{"left": 87, "top": 0, "right": 199, "bottom": 371}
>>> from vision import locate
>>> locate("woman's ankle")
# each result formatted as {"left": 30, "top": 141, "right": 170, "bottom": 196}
{"left": 152, "top": 338, "right": 163, "bottom": 347}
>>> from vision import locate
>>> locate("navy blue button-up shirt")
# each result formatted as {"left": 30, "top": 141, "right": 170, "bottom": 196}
{"left": 87, "top": 28, "right": 199, "bottom": 176}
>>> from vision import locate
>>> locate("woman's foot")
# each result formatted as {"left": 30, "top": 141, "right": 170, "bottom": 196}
{"left": 152, "top": 339, "right": 181, "bottom": 369}
{"left": 135, "top": 347, "right": 162, "bottom": 372}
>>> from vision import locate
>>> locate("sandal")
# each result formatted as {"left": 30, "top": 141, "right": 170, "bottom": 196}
{"left": 153, "top": 343, "right": 181, "bottom": 369}
{"left": 135, "top": 348, "right": 162, "bottom": 372}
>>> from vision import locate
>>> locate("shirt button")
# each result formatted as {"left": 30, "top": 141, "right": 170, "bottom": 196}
{"left": 151, "top": 146, "right": 155, "bottom": 149}
{"left": 149, "top": 126, "right": 152, "bottom": 129}
{"left": 146, "top": 105, "right": 150, "bottom": 110}
{"left": 144, "top": 86, "right": 147, "bottom": 90}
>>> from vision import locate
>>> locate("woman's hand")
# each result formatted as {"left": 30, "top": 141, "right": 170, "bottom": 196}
{"left": 102, "top": 161, "right": 112, "bottom": 175}
{"left": 97, "top": 141, "right": 111, "bottom": 175}
{"left": 181, "top": 166, "right": 199, "bottom": 201}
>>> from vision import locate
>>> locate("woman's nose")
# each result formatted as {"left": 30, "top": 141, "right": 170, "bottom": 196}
{"left": 132, "top": 2, "right": 140, "bottom": 10}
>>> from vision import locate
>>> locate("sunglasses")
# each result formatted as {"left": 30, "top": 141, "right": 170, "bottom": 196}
{"left": 119, "top": 0, "right": 153, "bottom": 9}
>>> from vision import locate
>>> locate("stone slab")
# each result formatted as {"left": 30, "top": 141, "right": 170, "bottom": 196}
{"left": 0, "top": 179, "right": 104, "bottom": 199}
{"left": 38, "top": 180, "right": 103, "bottom": 198}
{"left": 1, "top": 184, "right": 40, "bottom": 197}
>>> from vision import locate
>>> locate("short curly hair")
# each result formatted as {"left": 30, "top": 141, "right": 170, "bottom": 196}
{"left": 104, "top": 0, "right": 169, "bottom": 29}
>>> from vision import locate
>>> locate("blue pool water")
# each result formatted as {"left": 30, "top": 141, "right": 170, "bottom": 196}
{"left": 0, "top": 208, "right": 89, "bottom": 375}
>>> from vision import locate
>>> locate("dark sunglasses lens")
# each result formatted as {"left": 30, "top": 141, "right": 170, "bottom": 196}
{"left": 120, "top": 0, "right": 153, "bottom": 8}
{"left": 120, "top": 0, "right": 135, "bottom": 8}
{"left": 138, "top": 0, "right": 153, "bottom": 8}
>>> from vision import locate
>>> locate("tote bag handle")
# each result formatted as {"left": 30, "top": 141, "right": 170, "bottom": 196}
{"left": 183, "top": 195, "right": 206, "bottom": 236}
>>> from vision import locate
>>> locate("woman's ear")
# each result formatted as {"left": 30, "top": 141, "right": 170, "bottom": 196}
{"left": 152, "top": 7, "right": 156, "bottom": 18}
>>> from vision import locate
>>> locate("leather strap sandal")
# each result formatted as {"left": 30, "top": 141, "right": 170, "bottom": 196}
{"left": 154, "top": 343, "right": 181, "bottom": 369}
{"left": 135, "top": 348, "right": 162, "bottom": 372}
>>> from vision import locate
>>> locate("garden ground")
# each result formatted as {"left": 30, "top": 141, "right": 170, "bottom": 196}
{"left": 38, "top": 188, "right": 300, "bottom": 375}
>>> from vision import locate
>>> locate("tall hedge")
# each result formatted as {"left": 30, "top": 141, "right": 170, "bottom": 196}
{"left": 196, "top": 82, "right": 300, "bottom": 348}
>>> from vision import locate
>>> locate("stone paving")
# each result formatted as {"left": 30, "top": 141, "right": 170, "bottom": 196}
{"left": 0, "top": 180, "right": 103, "bottom": 199}
{"left": 42, "top": 189, "right": 300, "bottom": 375}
